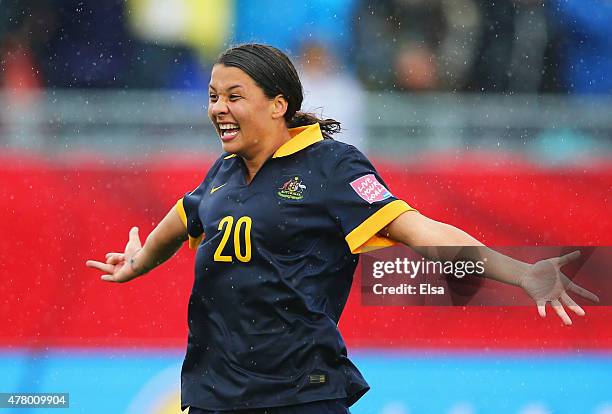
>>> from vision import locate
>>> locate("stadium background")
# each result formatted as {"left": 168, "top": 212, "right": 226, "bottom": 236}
{"left": 1, "top": 1, "right": 611, "bottom": 413}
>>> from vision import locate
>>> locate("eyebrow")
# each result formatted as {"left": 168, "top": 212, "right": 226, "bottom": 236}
{"left": 208, "top": 84, "right": 244, "bottom": 92}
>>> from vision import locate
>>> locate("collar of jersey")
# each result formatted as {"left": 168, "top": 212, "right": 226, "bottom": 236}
{"left": 272, "top": 123, "right": 323, "bottom": 158}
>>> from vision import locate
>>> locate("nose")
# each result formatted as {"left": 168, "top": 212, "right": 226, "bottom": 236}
{"left": 209, "top": 98, "right": 229, "bottom": 118}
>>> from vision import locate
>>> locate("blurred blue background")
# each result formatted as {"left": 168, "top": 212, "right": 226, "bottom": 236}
{"left": 2, "top": 350, "right": 612, "bottom": 414}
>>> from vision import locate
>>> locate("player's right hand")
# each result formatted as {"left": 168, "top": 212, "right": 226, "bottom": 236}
{"left": 85, "top": 226, "right": 144, "bottom": 283}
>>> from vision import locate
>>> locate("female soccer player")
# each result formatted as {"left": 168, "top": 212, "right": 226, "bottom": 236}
{"left": 86, "top": 44, "right": 598, "bottom": 414}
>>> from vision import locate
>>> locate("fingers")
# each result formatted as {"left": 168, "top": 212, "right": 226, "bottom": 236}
{"left": 553, "top": 250, "right": 580, "bottom": 267}
{"left": 551, "top": 299, "right": 572, "bottom": 325}
{"left": 561, "top": 292, "right": 585, "bottom": 316}
{"left": 86, "top": 259, "right": 126, "bottom": 282}
{"left": 125, "top": 226, "right": 143, "bottom": 253}
{"left": 537, "top": 300, "right": 546, "bottom": 318}
{"left": 85, "top": 260, "right": 115, "bottom": 274}
{"left": 105, "top": 252, "right": 125, "bottom": 265}
{"left": 537, "top": 299, "right": 574, "bottom": 325}
{"left": 567, "top": 282, "right": 600, "bottom": 303}
{"left": 129, "top": 226, "right": 140, "bottom": 243}
{"left": 100, "top": 266, "right": 135, "bottom": 283}
{"left": 100, "top": 274, "right": 120, "bottom": 282}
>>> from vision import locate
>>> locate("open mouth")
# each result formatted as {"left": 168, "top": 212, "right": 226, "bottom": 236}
{"left": 219, "top": 123, "right": 240, "bottom": 140}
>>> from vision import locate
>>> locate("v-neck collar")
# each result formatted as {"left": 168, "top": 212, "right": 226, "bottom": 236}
{"left": 232, "top": 123, "right": 324, "bottom": 186}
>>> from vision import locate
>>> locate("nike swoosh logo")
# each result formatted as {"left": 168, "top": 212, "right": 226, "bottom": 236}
{"left": 210, "top": 183, "right": 226, "bottom": 194}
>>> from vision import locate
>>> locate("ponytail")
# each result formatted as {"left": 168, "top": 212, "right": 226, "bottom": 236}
{"left": 288, "top": 111, "right": 341, "bottom": 139}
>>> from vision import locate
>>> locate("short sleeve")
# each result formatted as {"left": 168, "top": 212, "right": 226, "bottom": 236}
{"left": 326, "top": 146, "right": 416, "bottom": 254}
{"left": 176, "top": 186, "right": 205, "bottom": 250}
{"left": 175, "top": 156, "right": 225, "bottom": 249}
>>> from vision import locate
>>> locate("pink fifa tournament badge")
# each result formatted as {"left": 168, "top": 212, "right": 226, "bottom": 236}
{"left": 350, "top": 174, "right": 393, "bottom": 204}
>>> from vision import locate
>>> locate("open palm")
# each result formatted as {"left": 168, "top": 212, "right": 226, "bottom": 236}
{"left": 519, "top": 250, "right": 599, "bottom": 325}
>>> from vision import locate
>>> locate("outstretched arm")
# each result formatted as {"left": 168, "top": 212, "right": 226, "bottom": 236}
{"left": 381, "top": 211, "right": 599, "bottom": 324}
{"left": 85, "top": 205, "right": 188, "bottom": 283}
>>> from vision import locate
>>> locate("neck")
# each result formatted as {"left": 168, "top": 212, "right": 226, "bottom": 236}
{"left": 241, "top": 125, "right": 292, "bottom": 184}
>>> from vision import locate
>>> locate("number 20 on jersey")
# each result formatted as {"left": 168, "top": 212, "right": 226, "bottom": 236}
{"left": 214, "top": 216, "right": 252, "bottom": 263}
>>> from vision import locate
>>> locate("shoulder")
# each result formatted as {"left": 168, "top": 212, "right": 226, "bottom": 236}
{"left": 303, "top": 140, "right": 376, "bottom": 186}
{"left": 308, "top": 139, "right": 367, "bottom": 166}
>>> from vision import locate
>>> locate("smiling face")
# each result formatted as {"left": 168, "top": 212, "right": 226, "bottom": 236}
{"left": 208, "top": 64, "right": 282, "bottom": 157}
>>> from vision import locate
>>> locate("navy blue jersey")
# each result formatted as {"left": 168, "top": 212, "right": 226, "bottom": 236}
{"left": 176, "top": 123, "right": 414, "bottom": 411}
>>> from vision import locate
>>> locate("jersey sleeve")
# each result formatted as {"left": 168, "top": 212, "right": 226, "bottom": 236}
{"left": 175, "top": 187, "right": 205, "bottom": 250}
{"left": 175, "top": 156, "right": 224, "bottom": 249}
{"left": 326, "top": 146, "right": 416, "bottom": 254}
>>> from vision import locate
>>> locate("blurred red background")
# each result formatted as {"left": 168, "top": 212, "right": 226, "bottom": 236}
{"left": 1, "top": 152, "right": 610, "bottom": 350}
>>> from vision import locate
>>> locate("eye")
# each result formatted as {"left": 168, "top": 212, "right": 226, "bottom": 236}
{"left": 209, "top": 93, "right": 218, "bottom": 102}
{"left": 229, "top": 94, "right": 242, "bottom": 101}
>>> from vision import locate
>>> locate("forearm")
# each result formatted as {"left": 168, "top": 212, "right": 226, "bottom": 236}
{"left": 415, "top": 241, "right": 529, "bottom": 288}
{"left": 384, "top": 212, "right": 529, "bottom": 286}
{"left": 130, "top": 206, "right": 188, "bottom": 276}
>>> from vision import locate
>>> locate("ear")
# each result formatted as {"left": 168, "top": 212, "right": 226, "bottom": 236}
{"left": 271, "top": 95, "right": 288, "bottom": 120}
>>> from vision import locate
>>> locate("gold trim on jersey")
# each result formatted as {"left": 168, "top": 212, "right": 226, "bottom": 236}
{"left": 175, "top": 199, "right": 204, "bottom": 250}
{"left": 345, "top": 200, "right": 416, "bottom": 254}
{"left": 272, "top": 123, "right": 323, "bottom": 158}
{"left": 176, "top": 198, "right": 187, "bottom": 226}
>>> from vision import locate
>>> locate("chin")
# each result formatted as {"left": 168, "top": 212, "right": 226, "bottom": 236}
{"left": 220, "top": 140, "right": 242, "bottom": 155}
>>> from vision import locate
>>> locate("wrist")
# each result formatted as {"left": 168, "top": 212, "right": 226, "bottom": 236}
{"left": 516, "top": 261, "right": 532, "bottom": 288}
{"left": 128, "top": 248, "right": 148, "bottom": 276}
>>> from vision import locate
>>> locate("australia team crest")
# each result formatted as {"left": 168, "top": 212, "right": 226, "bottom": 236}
{"left": 277, "top": 176, "right": 307, "bottom": 200}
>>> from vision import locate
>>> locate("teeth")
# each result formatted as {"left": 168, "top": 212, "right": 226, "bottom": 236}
{"left": 219, "top": 124, "right": 239, "bottom": 130}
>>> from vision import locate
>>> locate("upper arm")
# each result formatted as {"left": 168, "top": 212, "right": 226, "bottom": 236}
{"left": 153, "top": 205, "right": 189, "bottom": 243}
{"left": 382, "top": 210, "right": 483, "bottom": 247}
{"left": 381, "top": 210, "right": 430, "bottom": 246}
{"left": 167, "top": 204, "right": 189, "bottom": 242}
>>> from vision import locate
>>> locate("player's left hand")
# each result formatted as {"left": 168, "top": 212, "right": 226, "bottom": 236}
{"left": 519, "top": 250, "right": 599, "bottom": 325}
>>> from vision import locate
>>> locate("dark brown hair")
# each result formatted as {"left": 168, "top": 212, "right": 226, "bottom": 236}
{"left": 216, "top": 43, "right": 341, "bottom": 139}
